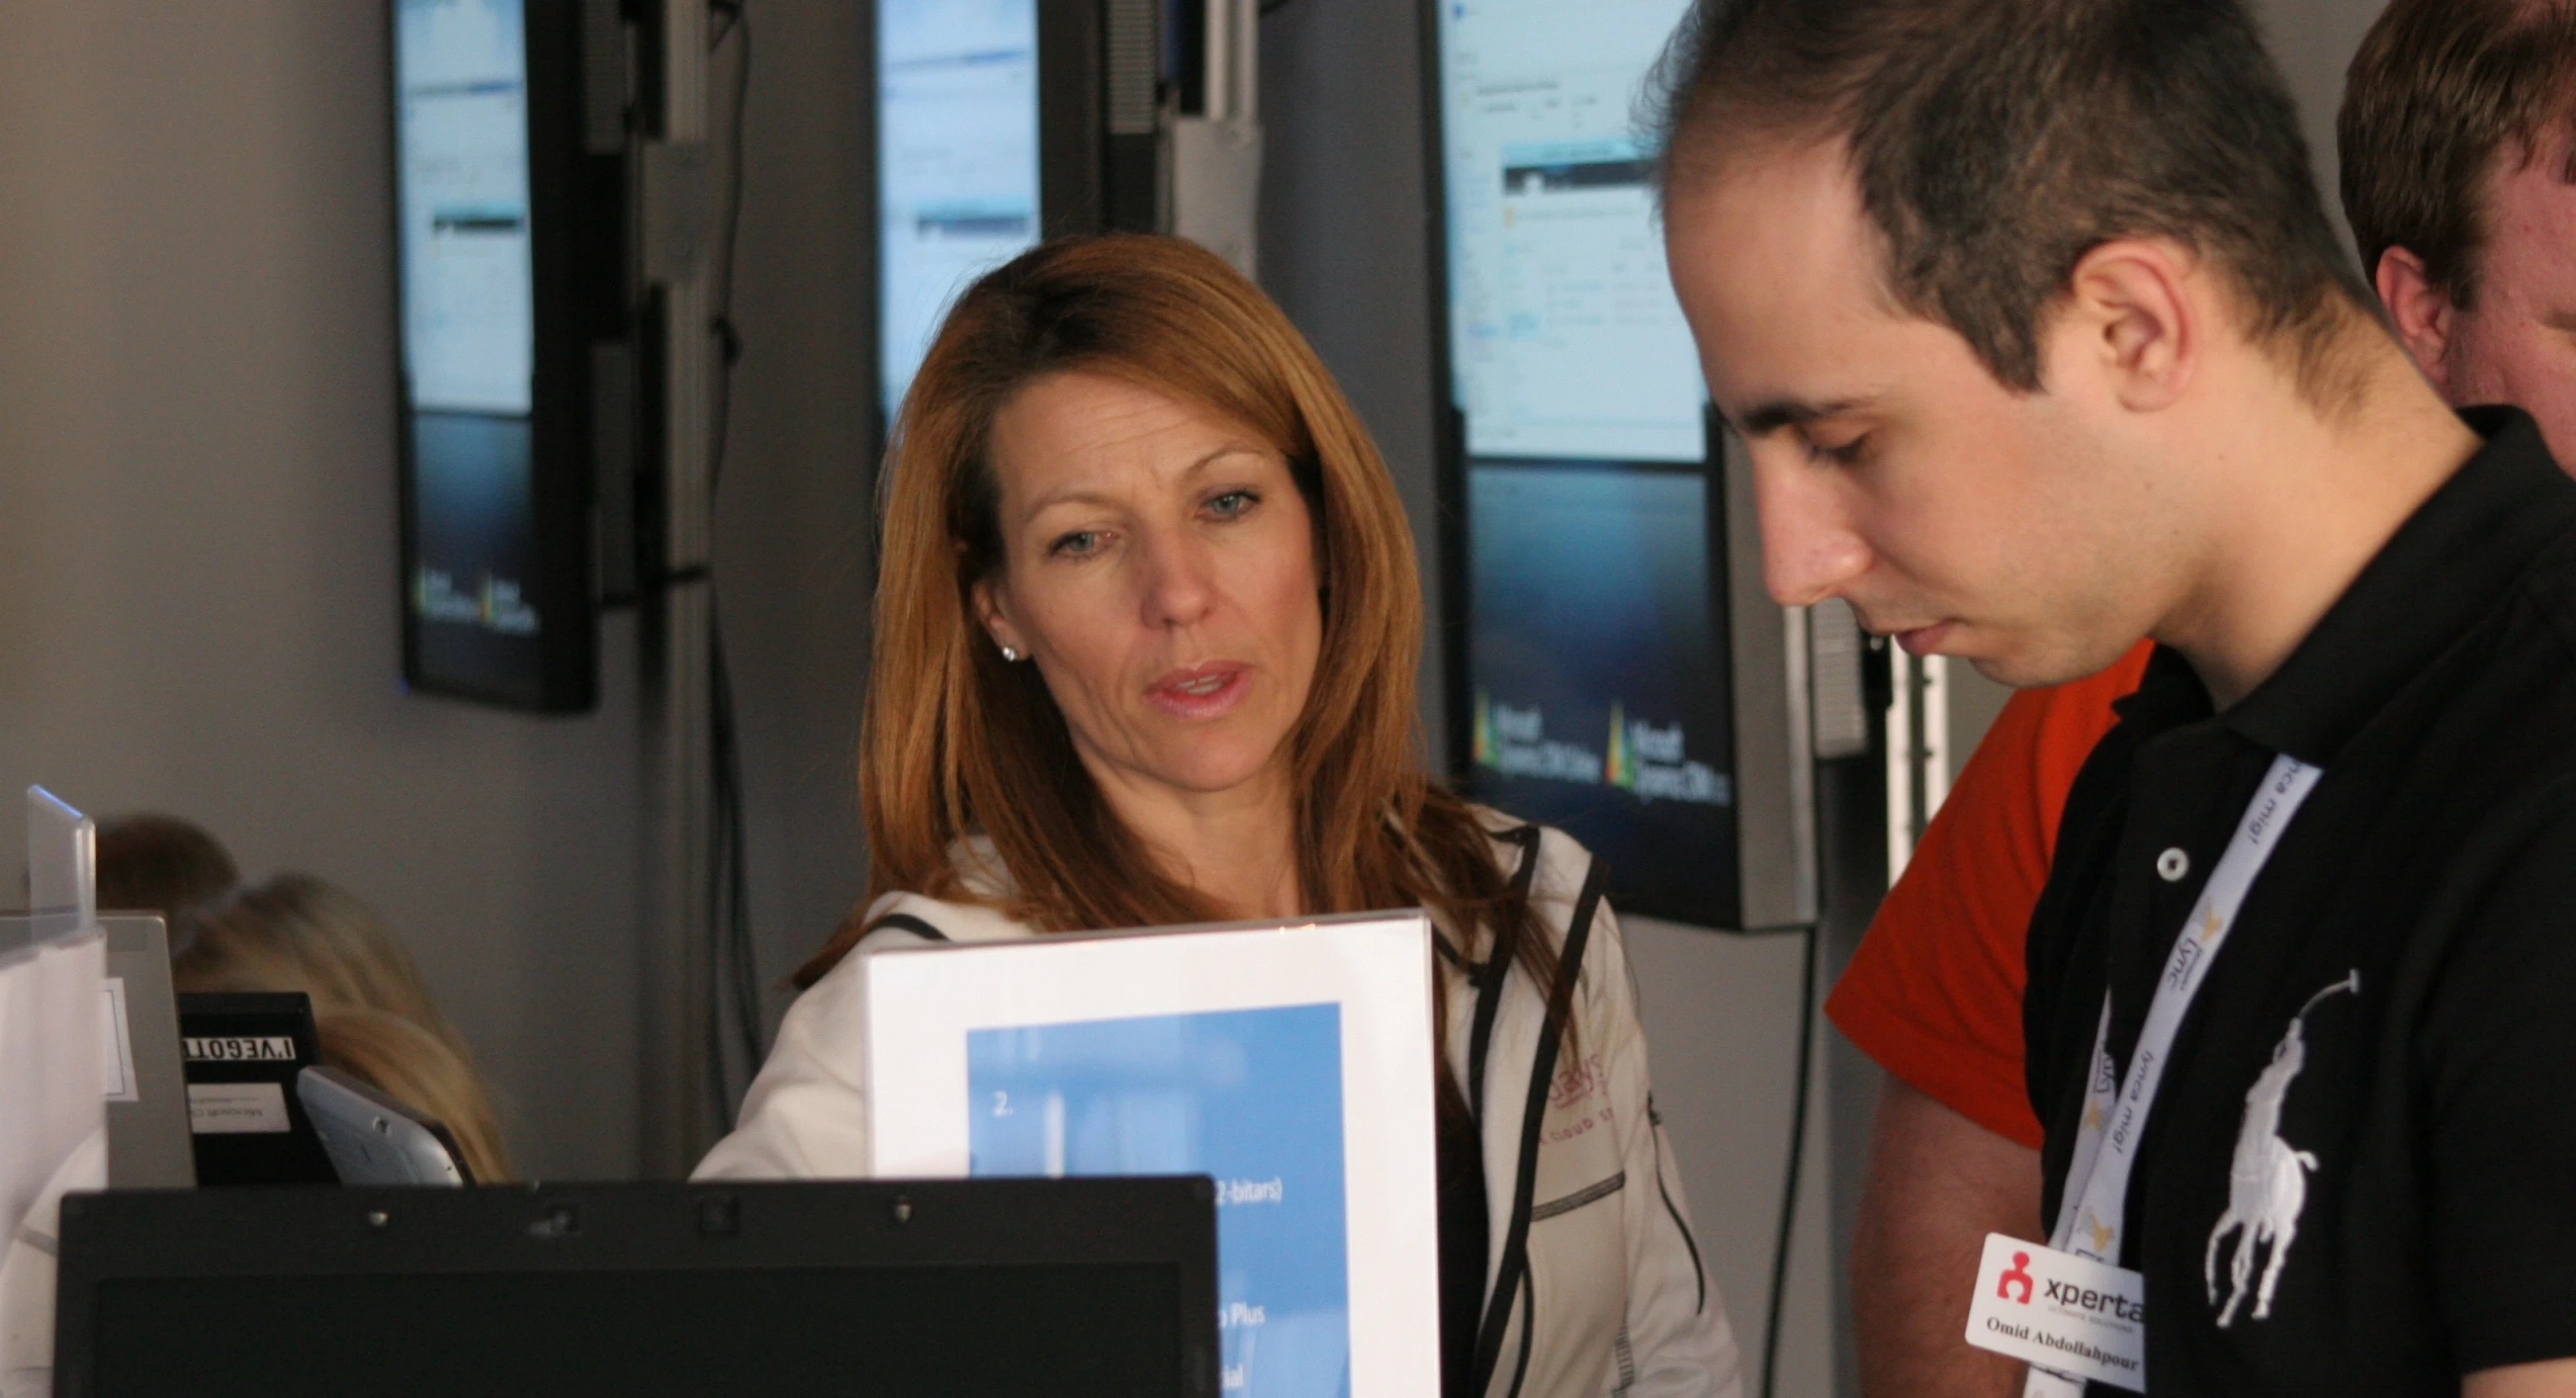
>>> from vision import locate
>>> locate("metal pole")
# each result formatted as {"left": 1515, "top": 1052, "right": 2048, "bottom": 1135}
{"left": 636, "top": 0, "right": 719, "bottom": 1180}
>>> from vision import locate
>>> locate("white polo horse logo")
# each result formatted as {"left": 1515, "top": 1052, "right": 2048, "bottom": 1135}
{"left": 2204, "top": 971, "right": 2359, "bottom": 1328}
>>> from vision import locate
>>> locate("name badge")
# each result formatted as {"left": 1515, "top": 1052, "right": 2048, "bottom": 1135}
{"left": 1964, "top": 1232, "right": 2147, "bottom": 1392}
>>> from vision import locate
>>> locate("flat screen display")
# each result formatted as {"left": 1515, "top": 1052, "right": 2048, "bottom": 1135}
{"left": 1436, "top": 0, "right": 1703, "bottom": 464}
{"left": 1435, "top": 0, "right": 1739, "bottom": 924}
{"left": 394, "top": 0, "right": 555, "bottom": 703}
{"left": 1466, "top": 464, "right": 1737, "bottom": 920}
{"left": 879, "top": 0, "right": 1041, "bottom": 421}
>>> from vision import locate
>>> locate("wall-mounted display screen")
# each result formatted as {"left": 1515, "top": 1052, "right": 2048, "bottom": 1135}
{"left": 1466, "top": 463, "right": 1738, "bottom": 921}
{"left": 1434, "top": 0, "right": 1777, "bottom": 928}
{"left": 397, "top": 0, "right": 536, "bottom": 417}
{"left": 392, "top": 0, "right": 600, "bottom": 712}
{"left": 1437, "top": 0, "right": 1704, "bottom": 463}
{"left": 878, "top": 0, "right": 1042, "bottom": 421}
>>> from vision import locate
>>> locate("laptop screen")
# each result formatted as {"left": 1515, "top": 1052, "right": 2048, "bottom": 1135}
{"left": 57, "top": 1179, "right": 1217, "bottom": 1398}
{"left": 89, "top": 1264, "right": 1181, "bottom": 1396}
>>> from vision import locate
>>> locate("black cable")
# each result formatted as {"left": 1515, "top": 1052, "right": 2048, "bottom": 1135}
{"left": 1760, "top": 921, "right": 1821, "bottom": 1398}
{"left": 702, "top": 0, "right": 761, "bottom": 1122}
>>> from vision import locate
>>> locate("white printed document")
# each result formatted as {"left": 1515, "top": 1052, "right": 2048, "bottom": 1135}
{"left": 864, "top": 912, "right": 1440, "bottom": 1398}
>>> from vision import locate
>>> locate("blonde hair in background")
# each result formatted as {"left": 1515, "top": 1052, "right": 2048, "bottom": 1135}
{"left": 176, "top": 874, "right": 464, "bottom": 1050}
{"left": 175, "top": 873, "right": 510, "bottom": 1180}
{"left": 315, "top": 1008, "right": 512, "bottom": 1183}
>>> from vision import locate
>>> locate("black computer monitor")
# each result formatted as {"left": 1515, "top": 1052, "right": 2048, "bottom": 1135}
{"left": 1464, "top": 460, "right": 1742, "bottom": 922}
{"left": 391, "top": 0, "right": 618, "bottom": 712}
{"left": 55, "top": 1178, "right": 1219, "bottom": 1398}
{"left": 872, "top": 0, "right": 1161, "bottom": 427}
{"left": 1425, "top": 0, "right": 1816, "bottom": 930}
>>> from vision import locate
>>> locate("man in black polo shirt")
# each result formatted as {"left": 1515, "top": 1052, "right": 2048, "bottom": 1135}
{"left": 1649, "top": 0, "right": 2576, "bottom": 1393}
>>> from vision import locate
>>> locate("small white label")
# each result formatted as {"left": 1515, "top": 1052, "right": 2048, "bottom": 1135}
{"left": 184, "top": 1035, "right": 298, "bottom": 1062}
{"left": 188, "top": 1081, "right": 293, "bottom": 1134}
{"left": 1965, "top": 1232, "right": 2148, "bottom": 1392}
{"left": 100, "top": 978, "right": 138, "bottom": 1102}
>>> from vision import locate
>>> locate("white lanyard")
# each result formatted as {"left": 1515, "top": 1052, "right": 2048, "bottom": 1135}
{"left": 2023, "top": 754, "right": 2320, "bottom": 1398}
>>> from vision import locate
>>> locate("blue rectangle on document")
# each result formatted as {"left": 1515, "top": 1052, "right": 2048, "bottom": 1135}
{"left": 969, "top": 1004, "right": 1350, "bottom": 1397}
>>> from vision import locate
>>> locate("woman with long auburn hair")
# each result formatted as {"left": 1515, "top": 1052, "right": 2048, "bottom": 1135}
{"left": 697, "top": 233, "right": 1740, "bottom": 1397}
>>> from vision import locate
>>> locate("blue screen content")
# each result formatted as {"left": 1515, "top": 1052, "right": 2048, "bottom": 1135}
{"left": 969, "top": 1005, "right": 1351, "bottom": 1398}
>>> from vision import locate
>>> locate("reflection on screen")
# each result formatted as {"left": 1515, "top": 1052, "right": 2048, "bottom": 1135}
{"left": 1466, "top": 464, "right": 1738, "bottom": 917}
{"left": 879, "top": 0, "right": 1040, "bottom": 421}
{"left": 1437, "top": 0, "right": 1702, "bottom": 462}
{"left": 397, "top": 0, "right": 534, "bottom": 416}
{"left": 396, "top": 0, "right": 546, "bottom": 683}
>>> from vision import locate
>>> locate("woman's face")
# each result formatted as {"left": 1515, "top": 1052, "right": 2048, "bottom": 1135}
{"left": 973, "top": 370, "right": 1323, "bottom": 809}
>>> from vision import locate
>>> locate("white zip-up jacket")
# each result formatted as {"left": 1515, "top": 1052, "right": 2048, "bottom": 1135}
{"left": 696, "top": 819, "right": 1743, "bottom": 1398}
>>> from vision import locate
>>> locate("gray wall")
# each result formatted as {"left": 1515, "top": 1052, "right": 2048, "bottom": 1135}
{"left": 0, "top": 1, "right": 643, "bottom": 1180}
{"left": 713, "top": 0, "right": 878, "bottom": 1016}
{"left": 1259, "top": 0, "right": 1449, "bottom": 760}
{"left": 2265, "top": 0, "right": 2389, "bottom": 255}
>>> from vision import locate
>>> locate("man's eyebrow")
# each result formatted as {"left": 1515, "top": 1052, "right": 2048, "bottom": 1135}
{"left": 1735, "top": 395, "right": 1876, "bottom": 437}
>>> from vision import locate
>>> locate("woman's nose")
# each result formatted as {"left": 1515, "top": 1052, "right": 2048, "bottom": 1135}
{"left": 1753, "top": 456, "right": 1872, "bottom": 607}
{"left": 1136, "top": 527, "right": 1219, "bottom": 628}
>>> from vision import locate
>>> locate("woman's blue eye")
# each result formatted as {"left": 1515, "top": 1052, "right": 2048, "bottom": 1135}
{"left": 1208, "top": 489, "right": 1259, "bottom": 519}
{"left": 1050, "top": 530, "right": 1103, "bottom": 558}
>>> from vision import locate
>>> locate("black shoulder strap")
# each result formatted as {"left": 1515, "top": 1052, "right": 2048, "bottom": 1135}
{"left": 1466, "top": 826, "right": 1547, "bottom": 1123}
{"left": 1468, "top": 853, "right": 1605, "bottom": 1398}
{"left": 862, "top": 913, "right": 950, "bottom": 944}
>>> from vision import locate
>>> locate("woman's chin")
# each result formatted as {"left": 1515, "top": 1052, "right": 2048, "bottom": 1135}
{"left": 1119, "top": 743, "right": 1291, "bottom": 801}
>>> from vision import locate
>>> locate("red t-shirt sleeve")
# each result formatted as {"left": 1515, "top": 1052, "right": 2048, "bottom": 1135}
{"left": 1824, "top": 643, "right": 2154, "bottom": 1149}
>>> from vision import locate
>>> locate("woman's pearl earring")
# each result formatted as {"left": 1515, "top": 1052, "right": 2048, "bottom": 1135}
{"left": 999, "top": 644, "right": 1022, "bottom": 662}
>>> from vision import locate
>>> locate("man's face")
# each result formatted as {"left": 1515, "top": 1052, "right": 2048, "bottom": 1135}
{"left": 2441, "top": 135, "right": 2576, "bottom": 462}
{"left": 1663, "top": 139, "right": 2177, "bottom": 687}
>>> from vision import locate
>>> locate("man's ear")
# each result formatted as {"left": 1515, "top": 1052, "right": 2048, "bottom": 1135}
{"left": 2374, "top": 245, "right": 2454, "bottom": 391}
{"left": 2060, "top": 239, "right": 2199, "bottom": 412}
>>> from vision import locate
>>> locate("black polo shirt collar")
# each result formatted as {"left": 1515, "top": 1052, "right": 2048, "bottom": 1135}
{"left": 2109, "top": 408, "right": 2576, "bottom": 757}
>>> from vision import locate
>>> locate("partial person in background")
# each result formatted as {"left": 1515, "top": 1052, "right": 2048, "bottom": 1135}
{"left": 1812, "top": 0, "right": 2576, "bottom": 1392}
{"left": 177, "top": 873, "right": 510, "bottom": 1182}
{"left": 93, "top": 813, "right": 238, "bottom": 947}
{"left": 698, "top": 233, "right": 1739, "bottom": 1397}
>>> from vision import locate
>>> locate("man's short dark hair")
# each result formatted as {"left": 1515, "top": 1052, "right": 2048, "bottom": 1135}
{"left": 1648, "top": 0, "right": 2378, "bottom": 401}
{"left": 2340, "top": 0, "right": 2576, "bottom": 310}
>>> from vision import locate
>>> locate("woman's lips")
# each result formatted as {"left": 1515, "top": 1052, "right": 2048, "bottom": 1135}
{"left": 1895, "top": 622, "right": 1955, "bottom": 656}
{"left": 1147, "top": 663, "right": 1252, "bottom": 720}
